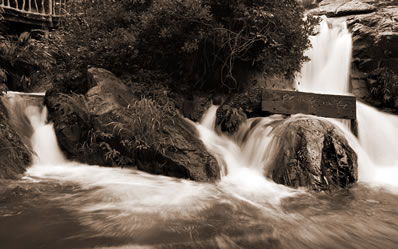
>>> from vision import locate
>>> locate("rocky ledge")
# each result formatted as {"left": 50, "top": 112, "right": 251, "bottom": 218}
{"left": 309, "top": 0, "right": 377, "bottom": 17}
{"left": 45, "top": 67, "right": 220, "bottom": 182}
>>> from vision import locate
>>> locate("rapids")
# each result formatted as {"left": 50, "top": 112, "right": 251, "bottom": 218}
{"left": 0, "top": 18, "right": 397, "bottom": 249}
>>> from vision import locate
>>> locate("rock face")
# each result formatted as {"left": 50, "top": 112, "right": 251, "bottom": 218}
{"left": 222, "top": 85, "right": 264, "bottom": 118}
{"left": 216, "top": 105, "right": 247, "bottom": 135}
{"left": 266, "top": 117, "right": 358, "bottom": 191}
{"left": 347, "top": 6, "right": 398, "bottom": 98}
{"left": 0, "top": 83, "right": 7, "bottom": 93}
{"left": 0, "top": 98, "right": 31, "bottom": 179}
{"left": 309, "top": 0, "right": 376, "bottom": 17}
{"left": 45, "top": 67, "right": 220, "bottom": 182}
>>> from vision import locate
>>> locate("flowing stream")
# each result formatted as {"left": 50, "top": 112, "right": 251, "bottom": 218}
{"left": 1, "top": 19, "right": 398, "bottom": 249}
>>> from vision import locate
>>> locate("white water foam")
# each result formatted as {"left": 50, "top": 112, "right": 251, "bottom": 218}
{"left": 16, "top": 18, "right": 398, "bottom": 233}
{"left": 20, "top": 102, "right": 296, "bottom": 238}
{"left": 296, "top": 17, "right": 352, "bottom": 95}
{"left": 297, "top": 18, "right": 398, "bottom": 192}
{"left": 194, "top": 107, "right": 300, "bottom": 203}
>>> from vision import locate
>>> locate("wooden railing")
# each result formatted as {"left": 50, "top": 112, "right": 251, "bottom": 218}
{"left": 0, "top": 0, "right": 67, "bottom": 25}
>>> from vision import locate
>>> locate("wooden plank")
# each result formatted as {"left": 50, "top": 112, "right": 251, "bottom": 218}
{"left": 262, "top": 89, "right": 356, "bottom": 120}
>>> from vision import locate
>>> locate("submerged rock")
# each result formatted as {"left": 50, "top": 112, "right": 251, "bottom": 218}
{"left": 45, "top": 67, "right": 220, "bottom": 182}
{"left": 266, "top": 117, "right": 358, "bottom": 191}
{"left": 0, "top": 99, "right": 31, "bottom": 179}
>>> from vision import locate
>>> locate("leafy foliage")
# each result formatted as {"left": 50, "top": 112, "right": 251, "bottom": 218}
{"left": 126, "top": 98, "right": 175, "bottom": 151}
{"left": 59, "top": 0, "right": 315, "bottom": 92}
{"left": 368, "top": 68, "right": 398, "bottom": 108}
{"left": 0, "top": 31, "right": 55, "bottom": 91}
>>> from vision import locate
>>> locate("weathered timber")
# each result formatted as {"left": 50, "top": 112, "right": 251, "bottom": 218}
{"left": 262, "top": 89, "right": 356, "bottom": 120}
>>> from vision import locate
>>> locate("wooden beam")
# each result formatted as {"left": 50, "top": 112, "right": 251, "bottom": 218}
{"left": 262, "top": 89, "right": 356, "bottom": 120}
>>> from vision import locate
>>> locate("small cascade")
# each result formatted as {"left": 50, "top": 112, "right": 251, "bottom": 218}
{"left": 194, "top": 108, "right": 297, "bottom": 201}
{"left": 25, "top": 106, "right": 66, "bottom": 165}
{"left": 195, "top": 17, "right": 398, "bottom": 192}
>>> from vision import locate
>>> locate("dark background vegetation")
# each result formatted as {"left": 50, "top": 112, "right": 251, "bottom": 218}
{"left": 1, "top": 0, "right": 397, "bottom": 107}
{"left": 51, "top": 0, "right": 316, "bottom": 93}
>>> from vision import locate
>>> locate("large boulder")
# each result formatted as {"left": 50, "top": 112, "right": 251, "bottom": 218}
{"left": 45, "top": 68, "right": 220, "bottom": 182}
{"left": 0, "top": 98, "right": 31, "bottom": 179}
{"left": 266, "top": 116, "right": 358, "bottom": 191}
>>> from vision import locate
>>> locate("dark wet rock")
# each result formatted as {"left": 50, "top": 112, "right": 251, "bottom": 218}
{"left": 45, "top": 68, "right": 220, "bottom": 182}
{"left": 346, "top": 6, "right": 398, "bottom": 100}
{"left": 0, "top": 83, "right": 7, "bottom": 94}
{"left": 179, "top": 94, "right": 212, "bottom": 122}
{"left": 220, "top": 75, "right": 295, "bottom": 118}
{"left": 96, "top": 108, "right": 221, "bottom": 182}
{"left": 216, "top": 105, "right": 247, "bottom": 135}
{"left": 0, "top": 99, "right": 31, "bottom": 179}
{"left": 45, "top": 89, "right": 100, "bottom": 165}
{"left": 266, "top": 117, "right": 358, "bottom": 191}
{"left": 223, "top": 85, "right": 263, "bottom": 118}
{"left": 348, "top": 6, "right": 398, "bottom": 71}
{"left": 53, "top": 67, "right": 89, "bottom": 94}
{"left": 309, "top": 0, "right": 376, "bottom": 17}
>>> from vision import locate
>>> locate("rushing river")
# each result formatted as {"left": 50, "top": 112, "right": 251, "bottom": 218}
{"left": 1, "top": 18, "right": 398, "bottom": 249}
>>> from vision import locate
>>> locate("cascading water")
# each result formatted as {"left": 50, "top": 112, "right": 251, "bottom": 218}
{"left": 1, "top": 17, "right": 398, "bottom": 249}
{"left": 295, "top": 18, "right": 398, "bottom": 189}
{"left": 296, "top": 17, "right": 352, "bottom": 95}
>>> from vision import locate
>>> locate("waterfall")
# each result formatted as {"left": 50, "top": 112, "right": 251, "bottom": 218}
{"left": 195, "top": 17, "right": 398, "bottom": 191}
{"left": 25, "top": 105, "right": 67, "bottom": 165}
{"left": 3, "top": 19, "right": 397, "bottom": 203}
{"left": 295, "top": 18, "right": 398, "bottom": 189}
{"left": 296, "top": 17, "right": 352, "bottom": 95}
{"left": 0, "top": 94, "right": 294, "bottom": 234}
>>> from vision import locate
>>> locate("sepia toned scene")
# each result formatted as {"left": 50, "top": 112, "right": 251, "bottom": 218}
{"left": 0, "top": 0, "right": 397, "bottom": 248}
